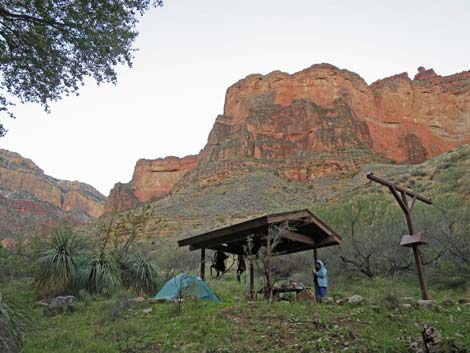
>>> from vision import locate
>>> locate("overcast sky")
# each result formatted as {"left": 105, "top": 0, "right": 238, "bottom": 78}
{"left": 1, "top": 0, "right": 469, "bottom": 195}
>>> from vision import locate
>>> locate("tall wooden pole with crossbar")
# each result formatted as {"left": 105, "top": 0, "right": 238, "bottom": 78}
{"left": 367, "top": 172, "right": 432, "bottom": 300}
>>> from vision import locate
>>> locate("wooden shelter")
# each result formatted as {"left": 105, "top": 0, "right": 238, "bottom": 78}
{"left": 178, "top": 209, "right": 342, "bottom": 297}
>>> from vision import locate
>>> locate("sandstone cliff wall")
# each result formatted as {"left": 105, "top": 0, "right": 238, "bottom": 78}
{"left": 107, "top": 64, "right": 470, "bottom": 212}
{"left": 0, "top": 149, "right": 106, "bottom": 230}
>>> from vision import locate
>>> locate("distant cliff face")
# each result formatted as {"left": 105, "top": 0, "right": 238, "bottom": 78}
{"left": 106, "top": 64, "right": 470, "bottom": 212}
{"left": 0, "top": 149, "right": 105, "bottom": 234}
{"left": 369, "top": 67, "right": 470, "bottom": 163}
{"left": 104, "top": 155, "right": 198, "bottom": 214}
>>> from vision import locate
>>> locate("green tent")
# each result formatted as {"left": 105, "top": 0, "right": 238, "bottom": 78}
{"left": 155, "top": 274, "right": 220, "bottom": 303}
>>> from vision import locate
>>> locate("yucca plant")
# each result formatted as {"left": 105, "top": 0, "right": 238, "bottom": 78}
{"left": 33, "top": 228, "right": 78, "bottom": 298}
{"left": 0, "top": 293, "right": 26, "bottom": 353}
{"left": 123, "top": 256, "right": 162, "bottom": 297}
{"left": 77, "top": 256, "right": 121, "bottom": 296}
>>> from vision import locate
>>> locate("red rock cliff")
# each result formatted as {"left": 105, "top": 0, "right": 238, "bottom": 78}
{"left": 107, "top": 64, "right": 470, "bottom": 211}
{"left": 0, "top": 149, "right": 106, "bottom": 233}
{"left": 104, "top": 155, "right": 198, "bottom": 213}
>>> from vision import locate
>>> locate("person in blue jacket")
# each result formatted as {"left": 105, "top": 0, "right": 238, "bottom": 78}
{"left": 313, "top": 260, "right": 328, "bottom": 302}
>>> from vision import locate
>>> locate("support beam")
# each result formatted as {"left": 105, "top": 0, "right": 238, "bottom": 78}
{"left": 281, "top": 231, "right": 315, "bottom": 246}
{"left": 413, "top": 246, "right": 429, "bottom": 300}
{"left": 367, "top": 172, "right": 432, "bottom": 204}
{"left": 249, "top": 257, "right": 254, "bottom": 300}
{"left": 200, "top": 248, "right": 205, "bottom": 280}
{"left": 312, "top": 248, "right": 318, "bottom": 304}
{"left": 367, "top": 172, "right": 431, "bottom": 300}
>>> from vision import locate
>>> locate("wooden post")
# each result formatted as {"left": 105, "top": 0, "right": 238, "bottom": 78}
{"left": 249, "top": 257, "right": 254, "bottom": 300}
{"left": 367, "top": 172, "right": 431, "bottom": 300}
{"left": 313, "top": 248, "right": 318, "bottom": 304}
{"left": 200, "top": 248, "right": 205, "bottom": 280}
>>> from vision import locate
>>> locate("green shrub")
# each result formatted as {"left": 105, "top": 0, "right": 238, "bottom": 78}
{"left": 77, "top": 257, "right": 121, "bottom": 296}
{"left": 33, "top": 228, "right": 78, "bottom": 299}
{"left": 122, "top": 256, "right": 162, "bottom": 297}
{"left": 0, "top": 293, "right": 26, "bottom": 353}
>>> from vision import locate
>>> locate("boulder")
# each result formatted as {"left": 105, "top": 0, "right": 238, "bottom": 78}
{"left": 416, "top": 300, "right": 439, "bottom": 312}
{"left": 422, "top": 323, "right": 445, "bottom": 353}
{"left": 43, "top": 296, "right": 75, "bottom": 317}
{"left": 336, "top": 298, "right": 348, "bottom": 305}
{"left": 348, "top": 295, "right": 365, "bottom": 305}
{"left": 399, "top": 303, "right": 413, "bottom": 311}
{"left": 320, "top": 297, "right": 334, "bottom": 305}
{"left": 441, "top": 299, "right": 455, "bottom": 308}
{"left": 129, "top": 297, "right": 146, "bottom": 303}
{"left": 142, "top": 308, "right": 153, "bottom": 314}
{"left": 399, "top": 297, "right": 416, "bottom": 305}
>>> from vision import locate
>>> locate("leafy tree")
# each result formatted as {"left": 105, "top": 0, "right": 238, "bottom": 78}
{"left": 0, "top": 0, "right": 163, "bottom": 135}
{"left": 319, "top": 195, "right": 414, "bottom": 278}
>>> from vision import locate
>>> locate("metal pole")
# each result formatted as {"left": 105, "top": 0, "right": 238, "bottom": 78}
{"left": 200, "top": 248, "right": 205, "bottom": 280}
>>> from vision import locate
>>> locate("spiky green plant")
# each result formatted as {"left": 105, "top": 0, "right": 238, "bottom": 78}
{"left": 33, "top": 228, "right": 78, "bottom": 299}
{"left": 77, "top": 256, "right": 121, "bottom": 296}
{"left": 123, "top": 256, "right": 162, "bottom": 296}
{"left": 0, "top": 293, "right": 26, "bottom": 353}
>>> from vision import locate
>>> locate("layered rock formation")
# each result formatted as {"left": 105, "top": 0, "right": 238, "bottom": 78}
{"left": 104, "top": 155, "right": 198, "bottom": 213}
{"left": 107, "top": 64, "right": 470, "bottom": 212}
{"left": 0, "top": 149, "right": 106, "bottom": 234}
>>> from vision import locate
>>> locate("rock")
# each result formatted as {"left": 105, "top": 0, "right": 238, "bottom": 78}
{"left": 320, "top": 297, "right": 334, "bottom": 304}
{"left": 422, "top": 323, "right": 445, "bottom": 353}
{"left": 33, "top": 301, "right": 49, "bottom": 309}
{"left": 0, "top": 149, "right": 105, "bottom": 234}
{"left": 399, "top": 303, "right": 413, "bottom": 311}
{"left": 336, "top": 298, "right": 348, "bottom": 305}
{"left": 457, "top": 298, "right": 470, "bottom": 305}
{"left": 43, "top": 296, "right": 76, "bottom": 317}
{"left": 130, "top": 297, "right": 146, "bottom": 303}
{"left": 104, "top": 155, "right": 198, "bottom": 214}
{"left": 441, "top": 299, "right": 455, "bottom": 308}
{"left": 104, "top": 64, "right": 470, "bottom": 215}
{"left": 369, "top": 305, "right": 381, "bottom": 312}
{"left": 399, "top": 297, "right": 416, "bottom": 305}
{"left": 142, "top": 308, "right": 153, "bottom": 314}
{"left": 416, "top": 300, "right": 439, "bottom": 312}
{"left": 348, "top": 295, "right": 365, "bottom": 305}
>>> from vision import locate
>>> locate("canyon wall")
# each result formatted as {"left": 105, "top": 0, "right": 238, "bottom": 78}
{"left": 107, "top": 64, "right": 470, "bottom": 212}
{"left": 0, "top": 149, "right": 106, "bottom": 233}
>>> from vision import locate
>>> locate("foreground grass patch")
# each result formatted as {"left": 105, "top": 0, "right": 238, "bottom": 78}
{"left": 1, "top": 277, "right": 469, "bottom": 353}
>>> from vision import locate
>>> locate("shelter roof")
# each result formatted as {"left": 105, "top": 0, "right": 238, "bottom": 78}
{"left": 178, "top": 209, "right": 341, "bottom": 256}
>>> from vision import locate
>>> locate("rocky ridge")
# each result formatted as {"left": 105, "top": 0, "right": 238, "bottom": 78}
{"left": 0, "top": 149, "right": 106, "bottom": 234}
{"left": 107, "top": 64, "right": 470, "bottom": 213}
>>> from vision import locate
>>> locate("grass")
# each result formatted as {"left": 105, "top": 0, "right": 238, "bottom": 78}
{"left": 1, "top": 275, "right": 469, "bottom": 353}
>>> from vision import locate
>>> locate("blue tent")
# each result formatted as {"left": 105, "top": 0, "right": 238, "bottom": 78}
{"left": 155, "top": 274, "right": 220, "bottom": 303}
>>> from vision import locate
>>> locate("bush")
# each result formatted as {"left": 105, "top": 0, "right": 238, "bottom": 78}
{"left": 0, "top": 293, "right": 26, "bottom": 353}
{"left": 122, "top": 256, "right": 162, "bottom": 297}
{"left": 33, "top": 228, "right": 78, "bottom": 298}
{"left": 76, "top": 256, "right": 121, "bottom": 296}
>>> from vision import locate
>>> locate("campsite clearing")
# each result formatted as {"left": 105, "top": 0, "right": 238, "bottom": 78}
{"left": 1, "top": 276, "right": 469, "bottom": 353}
